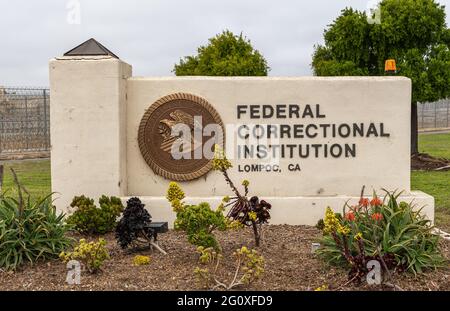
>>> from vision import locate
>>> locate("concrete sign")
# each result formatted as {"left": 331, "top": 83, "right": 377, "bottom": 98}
{"left": 49, "top": 47, "right": 434, "bottom": 226}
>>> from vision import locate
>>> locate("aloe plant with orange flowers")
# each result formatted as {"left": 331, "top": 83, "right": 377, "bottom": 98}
{"left": 317, "top": 189, "right": 445, "bottom": 282}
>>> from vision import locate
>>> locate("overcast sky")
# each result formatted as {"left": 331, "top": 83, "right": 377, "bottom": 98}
{"left": 1, "top": 0, "right": 450, "bottom": 87}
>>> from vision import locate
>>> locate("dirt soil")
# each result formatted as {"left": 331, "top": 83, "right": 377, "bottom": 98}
{"left": 0, "top": 225, "right": 449, "bottom": 291}
{"left": 411, "top": 153, "right": 450, "bottom": 171}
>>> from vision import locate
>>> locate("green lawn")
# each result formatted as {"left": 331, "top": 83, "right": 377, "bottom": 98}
{"left": 411, "top": 132, "right": 450, "bottom": 211}
{"left": 411, "top": 171, "right": 450, "bottom": 210}
{"left": 412, "top": 132, "right": 450, "bottom": 229}
{"left": 418, "top": 132, "right": 450, "bottom": 159}
{"left": 1, "top": 159, "right": 51, "bottom": 198}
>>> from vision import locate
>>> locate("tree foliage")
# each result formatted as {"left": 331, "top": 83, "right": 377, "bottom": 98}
{"left": 312, "top": 0, "right": 450, "bottom": 104}
{"left": 174, "top": 30, "right": 269, "bottom": 76}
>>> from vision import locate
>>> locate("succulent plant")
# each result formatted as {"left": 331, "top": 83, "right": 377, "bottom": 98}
{"left": 115, "top": 197, "right": 155, "bottom": 251}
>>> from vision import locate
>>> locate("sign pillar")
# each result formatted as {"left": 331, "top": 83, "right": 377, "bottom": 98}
{"left": 49, "top": 55, "right": 132, "bottom": 211}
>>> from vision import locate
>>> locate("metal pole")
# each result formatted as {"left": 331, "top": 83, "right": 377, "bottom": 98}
{"left": 25, "top": 95, "right": 29, "bottom": 150}
{"left": 0, "top": 164, "right": 3, "bottom": 193}
{"left": 434, "top": 102, "right": 437, "bottom": 129}
{"left": 447, "top": 100, "right": 450, "bottom": 127}
{"left": 0, "top": 114, "right": 2, "bottom": 154}
{"left": 421, "top": 104, "right": 425, "bottom": 129}
{"left": 43, "top": 89, "right": 48, "bottom": 150}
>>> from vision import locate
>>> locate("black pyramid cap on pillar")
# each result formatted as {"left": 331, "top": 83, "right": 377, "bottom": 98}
{"left": 63, "top": 38, "right": 119, "bottom": 59}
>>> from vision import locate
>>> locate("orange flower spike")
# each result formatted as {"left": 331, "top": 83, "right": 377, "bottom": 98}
{"left": 359, "top": 198, "right": 369, "bottom": 208}
{"left": 345, "top": 212, "right": 355, "bottom": 221}
{"left": 370, "top": 197, "right": 382, "bottom": 207}
{"left": 371, "top": 213, "right": 383, "bottom": 221}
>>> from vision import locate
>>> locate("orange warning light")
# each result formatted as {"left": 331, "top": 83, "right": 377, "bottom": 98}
{"left": 385, "top": 59, "right": 397, "bottom": 73}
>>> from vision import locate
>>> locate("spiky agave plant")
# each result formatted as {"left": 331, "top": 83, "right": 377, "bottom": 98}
{"left": 0, "top": 168, "right": 72, "bottom": 270}
{"left": 317, "top": 190, "right": 446, "bottom": 280}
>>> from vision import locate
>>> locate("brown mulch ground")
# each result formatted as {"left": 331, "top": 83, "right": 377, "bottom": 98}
{"left": 0, "top": 225, "right": 449, "bottom": 291}
{"left": 411, "top": 153, "right": 450, "bottom": 171}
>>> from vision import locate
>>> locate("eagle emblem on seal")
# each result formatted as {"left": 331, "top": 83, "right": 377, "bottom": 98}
{"left": 158, "top": 110, "right": 202, "bottom": 154}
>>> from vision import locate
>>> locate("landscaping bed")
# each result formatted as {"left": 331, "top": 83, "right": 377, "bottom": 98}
{"left": 411, "top": 153, "right": 450, "bottom": 171}
{"left": 412, "top": 133, "right": 450, "bottom": 171}
{"left": 1, "top": 225, "right": 449, "bottom": 291}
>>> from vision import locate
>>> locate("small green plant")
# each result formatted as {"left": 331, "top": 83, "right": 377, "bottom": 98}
{"left": 0, "top": 168, "right": 72, "bottom": 271}
{"left": 133, "top": 255, "right": 151, "bottom": 266}
{"left": 316, "top": 219, "right": 325, "bottom": 230}
{"left": 212, "top": 145, "right": 272, "bottom": 247}
{"left": 67, "top": 195, "right": 123, "bottom": 234}
{"left": 60, "top": 238, "right": 110, "bottom": 273}
{"left": 194, "top": 246, "right": 265, "bottom": 290}
{"left": 167, "top": 182, "right": 227, "bottom": 250}
{"left": 317, "top": 190, "right": 446, "bottom": 282}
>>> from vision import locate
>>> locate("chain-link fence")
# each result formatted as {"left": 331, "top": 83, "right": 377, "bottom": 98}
{"left": 418, "top": 99, "right": 450, "bottom": 130}
{"left": 0, "top": 87, "right": 50, "bottom": 155}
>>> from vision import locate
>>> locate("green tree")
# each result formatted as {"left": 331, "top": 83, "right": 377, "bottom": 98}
{"left": 311, "top": 0, "right": 450, "bottom": 154}
{"left": 173, "top": 30, "right": 269, "bottom": 76}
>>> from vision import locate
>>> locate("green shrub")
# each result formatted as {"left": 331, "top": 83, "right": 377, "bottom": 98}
{"left": 67, "top": 195, "right": 123, "bottom": 234}
{"left": 317, "top": 191, "right": 446, "bottom": 278}
{"left": 60, "top": 238, "right": 109, "bottom": 273}
{"left": 316, "top": 219, "right": 325, "bottom": 230}
{"left": 0, "top": 169, "right": 72, "bottom": 271}
{"left": 167, "top": 182, "right": 227, "bottom": 250}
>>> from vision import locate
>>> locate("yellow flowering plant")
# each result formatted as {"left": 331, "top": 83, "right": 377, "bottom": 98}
{"left": 133, "top": 255, "right": 151, "bottom": 266}
{"left": 226, "top": 219, "right": 245, "bottom": 230}
{"left": 314, "top": 285, "right": 328, "bottom": 291}
{"left": 167, "top": 182, "right": 185, "bottom": 210}
{"left": 193, "top": 246, "right": 265, "bottom": 290}
{"left": 60, "top": 238, "right": 110, "bottom": 273}
{"left": 166, "top": 183, "right": 227, "bottom": 250}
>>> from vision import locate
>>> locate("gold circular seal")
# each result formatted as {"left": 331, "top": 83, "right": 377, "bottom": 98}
{"left": 138, "top": 93, "right": 225, "bottom": 181}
